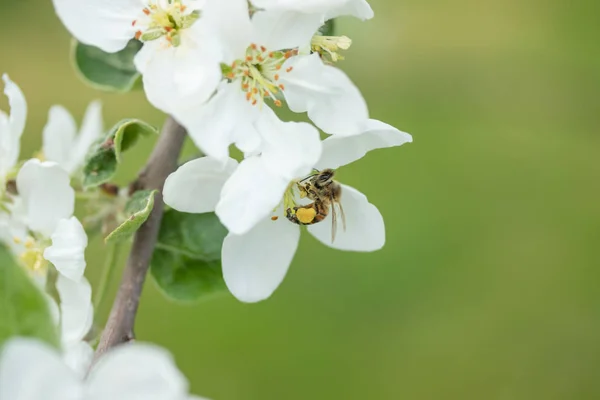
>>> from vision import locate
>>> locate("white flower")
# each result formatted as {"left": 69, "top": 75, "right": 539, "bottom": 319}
{"left": 164, "top": 120, "right": 412, "bottom": 302}
{"left": 15, "top": 159, "right": 75, "bottom": 237}
{"left": 251, "top": 0, "right": 374, "bottom": 21}
{"left": 0, "top": 338, "right": 207, "bottom": 400}
{"left": 172, "top": 5, "right": 368, "bottom": 163}
{"left": 0, "top": 74, "right": 26, "bottom": 189}
{"left": 42, "top": 101, "right": 103, "bottom": 175}
{"left": 1, "top": 158, "right": 93, "bottom": 374}
{"left": 1, "top": 160, "right": 88, "bottom": 285}
{"left": 55, "top": 274, "right": 94, "bottom": 376}
{"left": 52, "top": 0, "right": 233, "bottom": 112}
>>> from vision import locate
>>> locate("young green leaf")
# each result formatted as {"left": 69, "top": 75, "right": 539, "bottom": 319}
{"left": 105, "top": 190, "right": 157, "bottom": 244}
{"left": 83, "top": 119, "right": 157, "bottom": 189}
{"left": 151, "top": 211, "right": 228, "bottom": 302}
{"left": 71, "top": 39, "right": 143, "bottom": 92}
{"left": 0, "top": 247, "right": 59, "bottom": 348}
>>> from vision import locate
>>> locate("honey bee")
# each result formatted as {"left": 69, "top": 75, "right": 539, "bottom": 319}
{"left": 285, "top": 169, "right": 346, "bottom": 242}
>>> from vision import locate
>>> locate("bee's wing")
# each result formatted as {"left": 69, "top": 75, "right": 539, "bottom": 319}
{"left": 337, "top": 201, "right": 347, "bottom": 232}
{"left": 330, "top": 200, "right": 338, "bottom": 243}
{"left": 329, "top": 198, "right": 347, "bottom": 243}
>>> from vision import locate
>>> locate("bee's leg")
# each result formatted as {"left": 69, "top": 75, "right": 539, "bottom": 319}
{"left": 285, "top": 207, "right": 301, "bottom": 225}
{"left": 296, "top": 183, "right": 309, "bottom": 198}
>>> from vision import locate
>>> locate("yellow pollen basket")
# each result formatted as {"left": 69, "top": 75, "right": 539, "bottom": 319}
{"left": 296, "top": 207, "right": 317, "bottom": 224}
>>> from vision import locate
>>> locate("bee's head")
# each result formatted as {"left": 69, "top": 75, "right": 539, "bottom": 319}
{"left": 315, "top": 169, "right": 335, "bottom": 186}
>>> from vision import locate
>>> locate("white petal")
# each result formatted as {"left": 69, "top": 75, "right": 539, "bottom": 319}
{"left": 326, "top": 0, "right": 374, "bottom": 20}
{"left": 52, "top": 0, "right": 141, "bottom": 52}
{"left": 255, "top": 106, "right": 322, "bottom": 180}
{"left": 222, "top": 214, "right": 300, "bottom": 302}
{"left": 0, "top": 211, "right": 28, "bottom": 257}
{"left": 45, "top": 293, "right": 61, "bottom": 327}
{"left": 174, "top": 82, "right": 258, "bottom": 163}
{"left": 281, "top": 54, "right": 368, "bottom": 135}
{"left": 172, "top": 34, "right": 222, "bottom": 101}
{"left": 56, "top": 274, "right": 93, "bottom": 345}
{"left": 164, "top": 157, "right": 238, "bottom": 214}
{"left": 251, "top": 0, "right": 347, "bottom": 14}
{"left": 42, "top": 105, "right": 77, "bottom": 170}
{"left": 43, "top": 217, "right": 88, "bottom": 281}
{"left": 232, "top": 122, "right": 262, "bottom": 156}
{"left": 315, "top": 119, "right": 413, "bottom": 170}
{"left": 135, "top": 36, "right": 222, "bottom": 115}
{"left": 216, "top": 157, "right": 289, "bottom": 235}
{"left": 0, "top": 74, "right": 26, "bottom": 174}
{"left": 87, "top": 343, "right": 189, "bottom": 400}
{"left": 251, "top": 10, "right": 324, "bottom": 50}
{"left": 0, "top": 338, "right": 83, "bottom": 400}
{"left": 16, "top": 159, "right": 75, "bottom": 236}
{"left": 308, "top": 184, "right": 385, "bottom": 251}
{"left": 63, "top": 341, "right": 94, "bottom": 379}
{"left": 201, "top": 0, "right": 253, "bottom": 63}
{"left": 68, "top": 100, "right": 103, "bottom": 174}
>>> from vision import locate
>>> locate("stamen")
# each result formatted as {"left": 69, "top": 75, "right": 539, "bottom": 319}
{"left": 228, "top": 44, "right": 296, "bottom": 108}
{"left": 134, "top": 1, "right": 199, "bottom": 47}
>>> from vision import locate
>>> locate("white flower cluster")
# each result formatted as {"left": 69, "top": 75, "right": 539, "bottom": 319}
{"left": 51, "top": 0, "right": 413, "bottom": 303}
{"left": 0, "top": 76, "right": 202, "bottom": 400}
{"left": 0, "top": 75, "right": 94, "bottom": 347}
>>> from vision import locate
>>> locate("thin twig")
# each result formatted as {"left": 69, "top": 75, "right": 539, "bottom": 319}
{"left": 93, "top": 116, "right": 186, "bottom": 360}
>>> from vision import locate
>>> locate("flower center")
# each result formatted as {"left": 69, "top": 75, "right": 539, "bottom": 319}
{"left": 13, "top": 236, "right": 48, "bottom": 275}
{"left": 223, "top": 44, "right": 298, "bottom": 108}
{"left": 133, "top": 0, "right": 200, "bottom": 47}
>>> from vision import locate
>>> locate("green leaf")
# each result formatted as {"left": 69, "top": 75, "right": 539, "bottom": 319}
{"left": 318, "top": 19, "right": 336, "bottom": 36}
{"left": 151, "top": 211, "right": 228, "bottom": 302}
{"left": 83, "top": 119, "right": 157, "bottom": 189}
{"left": 71, "top": 39, "right": 143, "bottom": 92}
{"left": 0, "top": 247, "right": 59, "bottom": 348}
{"left": 105, "top": 190, "right": 157, "bottom": 244}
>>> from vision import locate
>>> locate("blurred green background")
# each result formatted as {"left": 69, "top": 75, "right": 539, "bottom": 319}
{"left": 2, "top": 0, "right": 600, "bottom": 398}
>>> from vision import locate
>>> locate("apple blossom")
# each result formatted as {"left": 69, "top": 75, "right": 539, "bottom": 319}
{"left": 42, "top": 101, "right": 104, "bottom": 176}
{"left": 0, "top": 74, "right": 26, "bottom": 195}
{"left": 0, "top": 160, "right": 87, "bottom": 285}
{"left": 164, "top": 120, "right": 412, "bottom": 302}
{"left": 0, "top": 338, "right": 207, "bottom": 400}
{"left": 52, "top": 0, "right": 240, "bottom": 112}
{"left": 171, "top": 4, "right": 368, "bottom": 163}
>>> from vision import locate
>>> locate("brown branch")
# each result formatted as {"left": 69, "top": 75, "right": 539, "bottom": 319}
{"left": 94, "top": 116, "right": 186, "bottom": 360}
